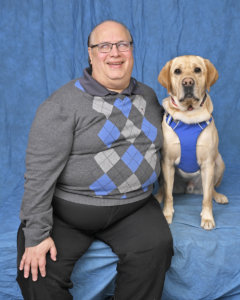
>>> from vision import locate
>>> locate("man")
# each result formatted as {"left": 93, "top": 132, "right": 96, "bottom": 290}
{"left": 17, "top": 20, "right": 173, "bottom": 300}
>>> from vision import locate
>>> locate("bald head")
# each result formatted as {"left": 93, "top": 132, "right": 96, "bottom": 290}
{"left": 88, "top": 20, "right": 133, "bottom": 47}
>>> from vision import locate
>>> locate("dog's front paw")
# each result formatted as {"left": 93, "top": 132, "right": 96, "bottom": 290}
{"left": 200, "top": 210, "right": 215, "bottom": 230}
{"left": 213, "top": 191, "right": 228, "bottom": 204}
{"left": 163, "top": 207, "right": 174, "bottom": 224}
{"left": 201, "top": 218, "right": 215, "bottom": 230}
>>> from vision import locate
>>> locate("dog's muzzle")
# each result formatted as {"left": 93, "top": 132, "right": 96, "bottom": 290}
{"left": 180, "top": 77, "right": 199, "bottom": 102}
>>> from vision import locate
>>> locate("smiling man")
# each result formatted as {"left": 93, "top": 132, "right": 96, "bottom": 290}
{"left": 88, "top": 21, "right": 134, "bottom": 92}
{"left": 17, "top": 20, "right": 173, "bottom": 300}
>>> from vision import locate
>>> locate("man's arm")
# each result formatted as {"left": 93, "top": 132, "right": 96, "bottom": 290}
{"left": 20, "top": 98, "right": 75, "bottom": 247}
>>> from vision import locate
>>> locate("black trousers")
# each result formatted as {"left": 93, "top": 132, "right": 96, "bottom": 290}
{"left": 17, "top": 195, "right": 173, "bottom": 300}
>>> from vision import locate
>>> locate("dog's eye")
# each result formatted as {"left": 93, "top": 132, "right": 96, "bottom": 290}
{"left": 194, "top": 67, "right": 201, "bottom": 73}
{"left": 174, "top": 68, "right": 182, "bottom": 75}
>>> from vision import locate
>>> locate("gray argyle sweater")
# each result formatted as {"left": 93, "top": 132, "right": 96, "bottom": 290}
{"left": 20, "top": 69, "right": 163, "bottom": 247}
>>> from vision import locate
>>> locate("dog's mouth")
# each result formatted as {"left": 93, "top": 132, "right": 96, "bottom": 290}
{"left": 180, "top": 95, "right": 200, "bottom": 111}
{"left": 179, "top": 91, "right": 200, "bottom": 111}
{"left": 179, "top": 94, "right": 200, "bottom": 102}
{"left": 179, "top": 85, "right": 200, "bottom": 103}
{"left": 171, "top": 97, "right": 196, "bottom": 111}
{"left": 171, "top": 93, "right": 207, "bottom": 111}
{"left": 187, "top": 105, "right": 194, "bottom": 111}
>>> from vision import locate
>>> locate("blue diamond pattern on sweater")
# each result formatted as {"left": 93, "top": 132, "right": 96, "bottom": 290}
{"left": 98, "top": 120, "right": 121, "bottom": 148}
{"left": 142, "top": 171, "right": 157, "bottom": 190}
{"left": 75, "top": 80, "right": 85, "bottom": 91}
{"left": 114, "top": 97, "right": 132, "bottom": 118}
{"left": 141, "top": 118, "right": 157, "bottom": 142}
{"left": 89, "top": 174, "right": 117, "bottom": 196}
{"left": 121, "top": 145, "right": 144, "bottom": 172}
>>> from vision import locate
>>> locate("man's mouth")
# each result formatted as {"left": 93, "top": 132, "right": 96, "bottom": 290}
{"left": 107, "top": 62, "right": 124, "bottom": 66}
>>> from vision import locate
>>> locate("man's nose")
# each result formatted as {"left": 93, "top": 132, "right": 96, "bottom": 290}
{"left": 110, "top": 44, "right": 120, "bottom": 55}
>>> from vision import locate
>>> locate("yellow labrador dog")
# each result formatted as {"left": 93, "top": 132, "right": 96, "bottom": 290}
{"left": 155, "top": 55, "right": 228, "bottom": 230}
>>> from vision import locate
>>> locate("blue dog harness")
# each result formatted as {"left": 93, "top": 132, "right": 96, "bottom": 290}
{"left": 166, "top": 114, "right": 212, "bottom": 173}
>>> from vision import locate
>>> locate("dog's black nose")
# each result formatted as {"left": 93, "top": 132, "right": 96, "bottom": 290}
{"left": 182, "top": 77, "right": 195, "bottom": 86}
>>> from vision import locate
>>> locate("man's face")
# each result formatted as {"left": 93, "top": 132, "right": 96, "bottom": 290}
{"left": 88, "top": 21, "right": 134, "bottom": 93}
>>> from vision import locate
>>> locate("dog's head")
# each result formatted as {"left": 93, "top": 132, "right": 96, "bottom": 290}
{"left": 158, "top": 55, "right": 218, "bottom": 112}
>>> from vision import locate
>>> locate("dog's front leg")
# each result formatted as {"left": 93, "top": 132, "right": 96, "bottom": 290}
{"left": 200, "top": 162, "right": 215, "bottom": 230}
{"left": 162, "top": 159, "right": 175, "bottom": 224}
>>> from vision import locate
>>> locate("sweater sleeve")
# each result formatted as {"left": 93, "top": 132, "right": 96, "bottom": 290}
{"left": 20, "top": 99, "right": 75, "bottom": 247}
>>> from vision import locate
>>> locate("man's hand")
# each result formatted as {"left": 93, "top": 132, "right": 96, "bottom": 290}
{"left": 19, "top": 237, "right": 57, "bottom": 281}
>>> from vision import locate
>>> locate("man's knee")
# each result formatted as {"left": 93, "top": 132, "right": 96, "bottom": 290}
{"left": 17, "top": 269, "right": 73, "bottom": 300}
{"left": 122, "top": 225, "right": 173, "bottom": 265}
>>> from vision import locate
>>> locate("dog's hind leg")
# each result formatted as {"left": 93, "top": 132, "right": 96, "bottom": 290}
{"left": 213, "top": 189, "right": 228, "bottom": 204}
{"left": 214, "top": 153, "right": 225, "bottom": 187}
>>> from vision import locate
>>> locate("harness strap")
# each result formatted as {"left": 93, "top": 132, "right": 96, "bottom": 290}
{"left": 166, "top": 114, "right": 212, "bottom": 173}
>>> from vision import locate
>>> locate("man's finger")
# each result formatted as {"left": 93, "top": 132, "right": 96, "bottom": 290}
{"left": 31, "top": 261, "right": 39, "bottom": 281}
{"left": 23, "top": 261, "right": 30, "bottom": 279}
{"left": 50, "top": 244, "right": 57, "bottom": 261}
{"left": 19, "top": 254, "right": 26, "bottom": 271}
{"left": 39, "top": 257, "right": 46, "bottom": 278}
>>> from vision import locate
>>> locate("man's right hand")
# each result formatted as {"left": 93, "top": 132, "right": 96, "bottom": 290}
{"left": 19, "top": 237, "right": 57, "bottom": 281}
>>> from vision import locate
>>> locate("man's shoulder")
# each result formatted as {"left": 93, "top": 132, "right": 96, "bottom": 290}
{"left": 50, "top": 79, "right": 78, "bottom": 98}
{"left": 47, "top": 78, "right": 91, "bottom": 105}
{"left": 134, "top": 80, "right": 157, "bottom": 97}
{"left": 135, "top": 80, "right": 156, "bottom": 96}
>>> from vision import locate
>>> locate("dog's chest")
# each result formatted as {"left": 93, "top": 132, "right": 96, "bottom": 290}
{"left": 165, "top": 114, "right": 212, "bottom": 173}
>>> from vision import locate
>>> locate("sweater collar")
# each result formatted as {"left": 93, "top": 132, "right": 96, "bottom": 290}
{"left": 79, "top": 68, "right": 138, "bottom": 97}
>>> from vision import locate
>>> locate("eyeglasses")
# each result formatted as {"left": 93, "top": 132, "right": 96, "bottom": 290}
{"left": 89, "top": 41, "right": 133, "bottom": 53}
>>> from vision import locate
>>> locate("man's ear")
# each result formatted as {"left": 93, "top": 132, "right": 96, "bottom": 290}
{"left": 204, "top": 59, "right": 219, "bottom": 92}
{"left": 158, "top": 60, "right": 172, "bottom": 93}
{"left": 88, "top": 47, "right": 93, "bottom": 65}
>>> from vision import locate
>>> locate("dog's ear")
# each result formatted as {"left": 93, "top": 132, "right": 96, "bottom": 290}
{"left": 204, "top": 59, "right": 219, "bottom": 92}
{"left": 158, "top": 60, "right": 172, "bottom": 93}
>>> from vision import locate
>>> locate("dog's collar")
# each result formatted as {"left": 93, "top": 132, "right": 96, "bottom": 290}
{"left": 171, "top": 97, "right": 178, "bottom": 107}
{"left": 200, "top": 93, "right": 207, "bottom": 106}
{"left": 171, "top": 93, "right": 207, "bottom": 109}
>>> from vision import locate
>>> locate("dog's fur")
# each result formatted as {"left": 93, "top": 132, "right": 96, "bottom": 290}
{"left": 155, "top": 55, "right": 228, "bottom": 230}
